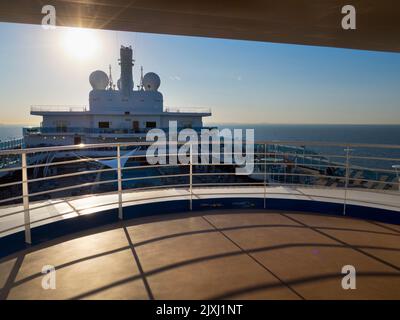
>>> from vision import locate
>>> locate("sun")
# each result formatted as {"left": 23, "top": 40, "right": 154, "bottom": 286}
{"left": 61, "top": 27, "right": 99, "bottom": 60}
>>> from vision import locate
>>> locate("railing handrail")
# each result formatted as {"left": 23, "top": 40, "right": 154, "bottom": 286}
{"left": 30, "top": 105, "right": 211, "bottom": 114}
{"left": 31, "top": 105, "right": 88, "bottom": 112}
{"left": 22, "top": 126, "right": 217, "bottom": 136}
{"left": 164, "top": 106, "right": 211, "bottom": 114}
{"left": 1, "top": 140, "right": 400, "bottom": 156}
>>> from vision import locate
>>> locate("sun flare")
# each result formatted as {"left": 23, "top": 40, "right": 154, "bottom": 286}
{"left": 61, "top": 27, "right": 99, "bottom": 60}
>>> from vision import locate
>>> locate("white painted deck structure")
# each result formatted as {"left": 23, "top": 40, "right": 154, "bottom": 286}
{"left": 1, "top": 186, "right": 399, "bottom": 238}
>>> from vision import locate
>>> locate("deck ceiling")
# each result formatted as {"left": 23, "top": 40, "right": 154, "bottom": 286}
{"left": 0, "top": 0, "right": 399, "bottom": 52}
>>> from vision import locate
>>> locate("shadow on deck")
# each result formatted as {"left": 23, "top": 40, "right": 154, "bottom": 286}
{"left": 1, "top": 210, "right": 400, "bottom": 300}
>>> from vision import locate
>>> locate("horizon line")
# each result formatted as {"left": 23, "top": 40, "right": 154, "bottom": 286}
{"left": 1, "top": 122, "right": 400, "bottom": 127}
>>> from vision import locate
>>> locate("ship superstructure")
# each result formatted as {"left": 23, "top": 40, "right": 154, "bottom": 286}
{"left": 24, "top": 45, "right": 211, "bottom": 147}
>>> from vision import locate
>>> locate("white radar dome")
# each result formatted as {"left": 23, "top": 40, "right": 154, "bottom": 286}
{"left": 89, "top": 70, "right": 109, "bottom": 90}
{"left": 143, "top": 72, "right": 160, "bottom": 91}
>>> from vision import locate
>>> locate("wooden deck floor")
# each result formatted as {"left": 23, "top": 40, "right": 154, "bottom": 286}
{"left": 1, "top": 210, "right": 400, "bottom": 300}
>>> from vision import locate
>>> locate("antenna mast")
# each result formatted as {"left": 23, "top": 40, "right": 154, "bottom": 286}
{"left": 140, "top": 66, "right": 144, "bottom": 90}
{"left": 108, "top": 64, "right": 114, "bottom": 90}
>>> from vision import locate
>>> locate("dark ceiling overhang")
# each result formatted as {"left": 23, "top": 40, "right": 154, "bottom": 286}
{"left": 0, "top": 0, "right": 399, "bottom": 52}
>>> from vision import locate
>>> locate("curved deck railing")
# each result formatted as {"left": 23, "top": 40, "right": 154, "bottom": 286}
{"left": 0, "top": 140, "right": 399, "bottom": 244}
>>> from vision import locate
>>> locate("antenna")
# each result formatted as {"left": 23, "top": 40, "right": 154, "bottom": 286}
{"left": 108, "top": 64, "right": 114, "bottom": 90}
{"left": 140, "top": 66, "right": 144, "bottom": 90}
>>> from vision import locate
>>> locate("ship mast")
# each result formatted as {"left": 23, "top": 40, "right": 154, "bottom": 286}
{"left": 108, "top": 64, "right": 114, "bottom": 90}
{"left": 140, "top": 66, "right": 144, "bottom": 90}
{"left": 119, "top": 45, "right": 134, "bottom": 97}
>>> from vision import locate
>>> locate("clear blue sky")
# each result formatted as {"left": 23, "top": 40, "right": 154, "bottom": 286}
{"left": 0, "top": 22, "right": 399, "bottom": 125}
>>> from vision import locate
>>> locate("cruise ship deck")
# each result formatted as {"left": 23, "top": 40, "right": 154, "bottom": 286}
{"left": 1, "top": 0, "right": 400, "bottom": 304}
{"left": 1, "top": 208, "right": 400, "bottom": 300}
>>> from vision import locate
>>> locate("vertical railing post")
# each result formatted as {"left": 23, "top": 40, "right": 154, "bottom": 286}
{"left": 392, "top": 165, "right": 400, "bottom": 192}
{"left": 398, "top": 171, "right": 400, "bottom": 192}
{"left": 21, "top": 152, "right": 31, "bottom": 244}
{"left": 264, "top": 143, "right": 267, "bottom": 209}
{"left": 343, "top": 147, "right": 352, "bottom": 215}
{"left": 189, "top": 143, "right": 193, "bottom": 211}
{"left": 117, "top": 144, "right": 123, "bottom": 220}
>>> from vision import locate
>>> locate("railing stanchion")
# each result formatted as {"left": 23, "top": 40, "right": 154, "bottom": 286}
{"left": 393, "top": 165, "right": 400, "bottom": 192}
{"left": 21, "top": 152, "right": 31, "bottom": 244}
{"left": 343, "top": 147, "right": 352, "bottom": 215}
{"left": 117, "top": 144, "right": 123, "bottom": 219}
{"left": 189, "top": 143, "right": 193, "bottom": 211}
{"left": 264, "top": 143, "right": 267, "bottom": 208}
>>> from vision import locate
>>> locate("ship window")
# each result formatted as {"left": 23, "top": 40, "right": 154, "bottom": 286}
{"left": 146, "top": 121, "right": 157, "bottom": 129}
{"left": 98, "top": 122, "right": 110, "bottom": 128}
{"left": 132, "top": 121, "right": 139, "bottom": 130}
{"left": 124, "top": 111, "right": 130, "bottom": 115}
{"left": 55, "top": 120, "right": 68, "bottom": 133}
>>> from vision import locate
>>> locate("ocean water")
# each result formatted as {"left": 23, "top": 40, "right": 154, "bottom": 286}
{"left": 221, "top": 124, "right": 400, "bottom": 170}
{"left": 222, "top": 124, "right": 400, "bottom": 145}
{"left": 2, "top": 124, "right": 399, "bottom": 144}
{"left": 0, "top": 126, "right": 23, "bottom": 142}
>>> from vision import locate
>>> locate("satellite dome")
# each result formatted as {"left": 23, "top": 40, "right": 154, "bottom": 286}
{"left": 89, "top": 70, "right": 109, "bottom": 90}
{"left": 143, "top": 72, "right": 160, "bottom": 91}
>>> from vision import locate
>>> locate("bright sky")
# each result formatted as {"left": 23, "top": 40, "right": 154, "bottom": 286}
{"left": 0, "top": 22, "right": 399, "bottom": 125}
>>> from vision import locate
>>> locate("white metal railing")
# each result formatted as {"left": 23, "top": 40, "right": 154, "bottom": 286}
{"left": 164, "top": 106, "right": 211, "bottom": 114}
{"left": 0, "top": 140, "right": 399, "bottom": 244}
{"left": 30, "top": 105, "right": 210, "bottom": 114}
{"left": 0, "top": 137, "right": 24, "bottom": 150}
{"left": 31, "top": 105, "right": 89, "bottom": 112}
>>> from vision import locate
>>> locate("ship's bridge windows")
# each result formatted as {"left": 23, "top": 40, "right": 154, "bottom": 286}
{"left": 54, "top": 120, "right": 68, "bottom": 133}
{"left": 146, "top": 121, "right": 157, "bottom": 129}
{"left": 98, "top": 121, "right": 110, "bottom": 128}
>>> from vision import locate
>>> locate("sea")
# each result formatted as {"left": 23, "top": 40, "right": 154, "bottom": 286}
{"left": 224, "top": 124, "right": 400, "bottom": 170}
{"left": 1, "top": 124, "right": 400, "bottom": 169}
{"left": 0, "top": 126, "right": 24, "bottom": 141}
{"left": 3, "top": 124, "right": 399, "bottom": 144}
